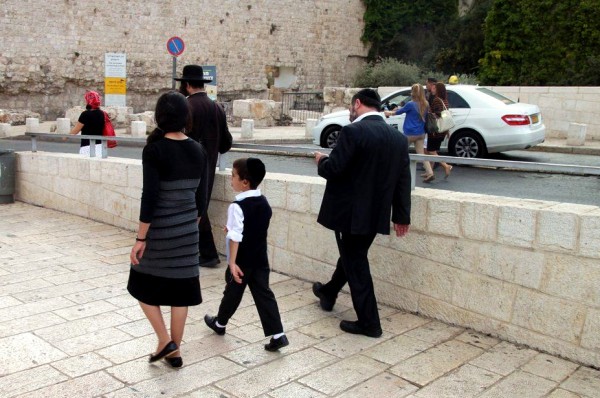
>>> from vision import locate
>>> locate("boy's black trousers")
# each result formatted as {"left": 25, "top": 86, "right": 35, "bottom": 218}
{"left": 217, "top": 263, "right": 284, "bottom": 337}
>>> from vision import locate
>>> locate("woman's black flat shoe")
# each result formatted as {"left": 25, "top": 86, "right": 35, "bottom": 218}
{"left": 149, "top": 341, "right": 178, "bottom": 362}
{"left": 165, "top": 356, "right": 183, "bottom": 368}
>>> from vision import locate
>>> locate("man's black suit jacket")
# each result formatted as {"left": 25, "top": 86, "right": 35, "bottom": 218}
{"left": 317, "top": 114, "right": 411, "bottom": 235}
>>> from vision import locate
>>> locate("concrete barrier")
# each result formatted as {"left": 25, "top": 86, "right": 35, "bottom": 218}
{"left": 13, "top": 152, "right": 600, "bottom": 368}
{"left": 241, "top": 119, "right": 254, "bottom": 139}
{"left": 25, "top": 117, "right": 39, "bottom": 133}
{"left": 567, "top": 122, "right": 587, "bottom": 146}
{"left": 0, "top": 123, "right": 10, "bottom": 137}
{"left": 305, "top": 118, "right": 317, "bottom": 139}
{"left": 56, "top": 118, "right": 71, "bottom": 134}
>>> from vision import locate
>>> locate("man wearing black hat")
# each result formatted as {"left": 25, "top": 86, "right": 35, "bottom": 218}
{"left": 175, "top": 65, "right": 233, "bottom": 267}
{"left": 312, "top": 88, "right": 411, "bottom": 338}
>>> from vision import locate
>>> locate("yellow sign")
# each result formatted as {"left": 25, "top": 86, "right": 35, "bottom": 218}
{"left": 105, "top": 78, "right": 127, "bottom": 95}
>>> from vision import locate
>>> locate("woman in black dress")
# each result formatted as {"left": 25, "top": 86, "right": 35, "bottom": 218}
{"left": 128, "top": 91, "right": 209, "bottom": 368}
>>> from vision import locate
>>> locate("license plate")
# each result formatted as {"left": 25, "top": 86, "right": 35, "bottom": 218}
{"left": 530, "top": 114, "right": 539, "bottom": 124}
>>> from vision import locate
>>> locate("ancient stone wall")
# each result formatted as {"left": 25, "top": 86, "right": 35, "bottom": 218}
{"left": 0, "top": 1, "right": 368, "bottom": 119}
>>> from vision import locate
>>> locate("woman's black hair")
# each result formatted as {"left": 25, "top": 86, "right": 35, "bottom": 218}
{"left": 147, "top": 91, "right": 191, "bottom": 144}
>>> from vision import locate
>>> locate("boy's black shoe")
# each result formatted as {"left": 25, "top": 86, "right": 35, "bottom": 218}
{"left": 264, "top": 335, "right": 289, "bottom": 351}
{"left": 339, "top": 320, "right": 382, "bottom": 338}
{"left": 312, "top": 282, "right": 335, "bottom": 311}
{"left": 204, "top": 314, "right": 226, "bottom": 335}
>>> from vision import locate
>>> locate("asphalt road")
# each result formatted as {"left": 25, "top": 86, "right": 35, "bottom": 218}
{"left": 2, "top": 138, "right": 598, "bottom": 206}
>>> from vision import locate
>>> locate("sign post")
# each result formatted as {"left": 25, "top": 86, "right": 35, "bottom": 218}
{"left": 104, "top": 53, "right": 126, "bottom": 106}
{"left": 167, "top": 36, "right": 185, "bottom": 89}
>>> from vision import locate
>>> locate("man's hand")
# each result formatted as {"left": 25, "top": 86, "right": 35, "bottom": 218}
{"left": 229, "top": 263, "right": 244, "bottom": 284}
{"left": 314, "top": 151, "right": 328, "bottom": 164}
{"left": 393, "top": 223, "right": 410, "bottom": 237}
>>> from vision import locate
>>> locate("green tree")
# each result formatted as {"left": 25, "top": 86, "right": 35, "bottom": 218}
{"left": 362, "top": 0, "right": 458, "bottom": 67}
{"left": 479, "top": 0, "right": 600, "bottom": 85}
{"left": 435, "top": 0, "right": 493, "bottom": 75}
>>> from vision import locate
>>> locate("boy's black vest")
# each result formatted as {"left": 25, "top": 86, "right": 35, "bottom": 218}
{"left": 234, "top": 195, "right": 272, "bottom": 268}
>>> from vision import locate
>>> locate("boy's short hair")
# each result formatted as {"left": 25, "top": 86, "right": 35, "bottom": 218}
{"left": 352, "top": 89, "right": 381, "bottom": 109}
{"left": 233, "top": 157, "right": 266, "bottom": 189}
{"left": 427, "top": 77, "right": 438, "bottom": 83}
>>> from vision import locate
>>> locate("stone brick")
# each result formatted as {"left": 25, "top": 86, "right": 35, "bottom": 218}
{"left": 452, "top": 271, "right": 516, "bottom": 321}
{"left": 498, "top": 204, "right": 538, "bottom": 248}
{"left": 512, "top": 289, "right": 586, "bottom": 343}
{"left": 542, "top": 254, "right": 600, "bottom": 306}
{"left": 477, "top": 244, "right": 544, "bottom": 289}
{"left": 579, "top": 209, "right": 600, "bottom": 258}
{"left": 536, "top": 206, "right": 579, "bottom": 251}
{"left": 580, "top": 308, "right": 600, "bottom": 351}
{"left": 461, "top": 198, "right": 498, "bottom": 242}
{"left": 427, "top": 196, "right": 461, "bottom": 237}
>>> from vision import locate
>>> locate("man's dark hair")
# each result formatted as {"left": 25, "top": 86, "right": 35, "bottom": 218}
{"left": 427, "top": 77, "right": 438, "bottom": 83}
{"left": 352, "top": 88, "right": 381, "bottom": 109}
{"left": 186, "top": 80, "right": 205, "bottom": 89}
{"left": 233, "top": 157, "right": 266, "bottom": 189}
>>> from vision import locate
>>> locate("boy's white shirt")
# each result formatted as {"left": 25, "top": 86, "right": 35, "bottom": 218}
{"left": 226, "top": 188, "right": 262, "bottom": 243}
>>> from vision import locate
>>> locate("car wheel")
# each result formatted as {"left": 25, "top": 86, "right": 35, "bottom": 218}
{"left": 321, "top": 125, "right": 341, "bottom": 148}
{"left": 449, "top": 130, "right": 487, "bottom": 158}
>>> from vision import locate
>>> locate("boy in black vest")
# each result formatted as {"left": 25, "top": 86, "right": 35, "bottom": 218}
{"left": 204, "top": 158, "right": 289, "bottom": 351}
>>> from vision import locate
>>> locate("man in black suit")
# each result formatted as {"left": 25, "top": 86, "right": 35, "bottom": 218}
{"left": 312, "top": 88, "right": 411, "bottom": 338}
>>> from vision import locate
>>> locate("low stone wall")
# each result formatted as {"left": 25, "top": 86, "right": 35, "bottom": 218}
{"left": 14, "top": 152, "right": 600, "bottom": 367}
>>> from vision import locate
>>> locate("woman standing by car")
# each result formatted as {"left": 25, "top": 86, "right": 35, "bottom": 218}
{"left": 426, "top": 82, "right": 453, "bottom": 179}
{"left": 128, "top": 91, "right": 208, "bottom": 368}
{"left": 385, "top": 83, "right": 434, "bottom": 182}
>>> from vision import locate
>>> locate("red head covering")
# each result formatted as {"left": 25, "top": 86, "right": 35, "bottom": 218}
{"left": 84, "top": 91, "right": 101, "bottom": 109}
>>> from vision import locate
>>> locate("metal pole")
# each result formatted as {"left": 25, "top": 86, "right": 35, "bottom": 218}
{"left": 172, "top": 57, "right": 176, "bottom": 89}
{"left": 31, "top": 135, "right": 37, "bottom": 152}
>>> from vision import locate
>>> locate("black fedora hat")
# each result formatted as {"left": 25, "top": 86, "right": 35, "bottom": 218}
{"left": 174, "top": 64, "right": 212, "bottom": 82}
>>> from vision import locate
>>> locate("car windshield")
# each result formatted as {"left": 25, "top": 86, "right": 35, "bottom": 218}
{"left": 476, "top": 88, "right": 516, "bottom": 105}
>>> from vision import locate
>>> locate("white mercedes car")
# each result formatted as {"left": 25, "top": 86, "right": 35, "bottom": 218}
{"left": 312, "top": 85, "right": 546, "bottom": 158}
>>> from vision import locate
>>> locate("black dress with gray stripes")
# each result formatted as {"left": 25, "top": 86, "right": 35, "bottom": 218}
{"left": 127, "top": 137, "right": 208, "bottom": 306}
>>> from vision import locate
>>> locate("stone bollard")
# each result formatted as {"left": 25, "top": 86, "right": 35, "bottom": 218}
{"left": 131, "top": 121, "right": 147, "bottom": 138}
{"left": 241, "top": 119, "right": 254, "bottom": 139}
{"left": 566, "top": 122, "right": 587, "bottom": 146}
{"left": 56, "top": 118, "right": 71, "bottom": 134}
{"left": 26, "top": 117, "right": 39, "bottom": 133}
{"left": 0, "top": 123, "right": 11, "bottom": 138}
{"left": 305, "top": 118, "right": 317, "bottom": 139}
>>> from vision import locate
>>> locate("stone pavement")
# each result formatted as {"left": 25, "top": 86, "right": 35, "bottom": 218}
{"left": 1, "top": 201, "right": 600, "bottom": 398}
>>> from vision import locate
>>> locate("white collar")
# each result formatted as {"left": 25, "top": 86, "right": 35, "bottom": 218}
{"left": 235, "top": 188, "right": 261, "bottom": 201}
{"left": 353, "top": 111, "right": 384, "bottom": 123}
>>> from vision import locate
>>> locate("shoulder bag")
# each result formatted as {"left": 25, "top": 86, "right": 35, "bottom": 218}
{"left": 102, "top": 111, "right": 118, "bottom": 148}
{"left": 436, "top": 100, "right": 455, "bottom": 133}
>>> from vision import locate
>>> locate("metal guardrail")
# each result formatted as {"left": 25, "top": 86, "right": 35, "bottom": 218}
{"left": 24, "top": 133, "right": 600, "bottom": 191}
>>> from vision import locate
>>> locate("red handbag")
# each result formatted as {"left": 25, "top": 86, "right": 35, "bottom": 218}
{"left": 102, "top": 111, "right": 118, "bottom": 148}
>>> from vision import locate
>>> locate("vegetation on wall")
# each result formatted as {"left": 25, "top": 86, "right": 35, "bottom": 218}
{"left": 360, "top": 0, "right": 600, "bottom": 86}
{"left": 479, "top": 0, "right": 600, "bottom": 85}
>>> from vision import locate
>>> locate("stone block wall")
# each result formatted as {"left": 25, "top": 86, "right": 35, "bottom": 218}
{"left": 0, "top": 1, "right": 368, "bottom": 119}
{"left": 14, "top": 152, "right": 600, "bottom": 367}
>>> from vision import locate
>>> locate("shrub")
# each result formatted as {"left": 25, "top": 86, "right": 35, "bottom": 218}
{"left": 353, "top": 59, "right": 421, "bottom": 87}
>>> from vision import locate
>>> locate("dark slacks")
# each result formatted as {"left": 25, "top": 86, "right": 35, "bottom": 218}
{"left": 217, "top": 264, "right": 284, "bottom": 337}
{"left": 320, "top": 231, "right": 380, "bottom": 330}
{"left": 198, "top": 213, "right": 218, "bottom": 259}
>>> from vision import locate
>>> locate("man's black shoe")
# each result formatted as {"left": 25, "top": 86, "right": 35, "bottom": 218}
{"left": 339, "top": 320, "right": 382, "bottom": 338}
{"left": 312, "top": 282, "right": 335, "bottom": 311}
{"left": 199, "top": 256, "right": 220, "bottom": 268}
{"left": 264, "top": 335, "right": 289, "bottom": 351}
{"left": 204, "top": 314, "right": 226, "bottom": 335}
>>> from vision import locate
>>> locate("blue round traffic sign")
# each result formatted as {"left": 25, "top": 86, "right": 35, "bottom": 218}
{"left": 167, "top": 37, "right": 185, "bottom": 57}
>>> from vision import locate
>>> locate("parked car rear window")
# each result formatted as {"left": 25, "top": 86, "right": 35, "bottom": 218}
{"left": 476, "top": 88, "right": 516, "bottom": 105}
{"left": 447, "top": 91, "right": 470, "bottom": 109}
